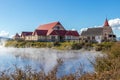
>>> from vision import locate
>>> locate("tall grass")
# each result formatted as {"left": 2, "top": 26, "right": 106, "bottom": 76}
{"left": 0, "top": 59, "right": 86, "bottom": 80}
{"left": 90, "top": 42, "right": 120, "bottom": 79}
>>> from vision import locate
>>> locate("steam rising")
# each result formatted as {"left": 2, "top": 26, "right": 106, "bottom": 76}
{"left": 0, "top": 41, "right": 103, "bottom": 77}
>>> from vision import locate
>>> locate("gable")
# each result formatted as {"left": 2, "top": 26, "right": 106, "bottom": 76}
{"left": 36, "top": 21, "right": 65, "bottom": 31}
{"left": 52, "top": 23, "right": 65, "bottom": 30}
{"left": 15, "top": 33, "right": 20, "bottom": 37}
{"left": 47, "top": 30, "right": 58, "bottom": 35}
{"left": 103, "top": 26, "right": 113, "bottom": 35}
{"left": 33, "top": 30, "right": 48, "bottom": 36}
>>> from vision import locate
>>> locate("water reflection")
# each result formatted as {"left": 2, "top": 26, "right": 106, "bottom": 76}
{"left": 0, "top": 47, "right": 103, "bottom": 77}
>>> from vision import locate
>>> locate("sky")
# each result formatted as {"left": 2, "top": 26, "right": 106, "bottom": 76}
{"left": 0, "top": 0, "right": 120, "bottom": 38}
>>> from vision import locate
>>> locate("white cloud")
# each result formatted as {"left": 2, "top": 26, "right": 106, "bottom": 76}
{"left": 109, "top": 18, "right": 120, "bottom": 29}
{"left": 71, "top": 28, "right": 76, "bottom": 31}
{"left": 0, "top": 31, "right": 9, "bottom": 37}
{"left": 9, "top": 35, "right": 14, "bottom": 38}
{"left": 80, "top": 28, "right": 88, "bottom": 32}
{"left": 118, "top": 27, "right": 120, "bottom": 30}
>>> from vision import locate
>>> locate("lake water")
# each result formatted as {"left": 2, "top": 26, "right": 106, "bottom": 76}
{"left": 0, "top": 46, "right": 103, "bottom": 77}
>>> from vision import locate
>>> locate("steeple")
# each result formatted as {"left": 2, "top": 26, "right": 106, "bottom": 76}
{"left": 104, "top": 18, "right": 109, "bottom": 27}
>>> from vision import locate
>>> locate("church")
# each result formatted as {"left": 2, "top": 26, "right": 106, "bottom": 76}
{"left": 81, "top": 19, "right": 116, "bottom": 43}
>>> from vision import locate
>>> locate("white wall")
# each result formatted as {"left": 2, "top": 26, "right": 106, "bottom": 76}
{"left": 95, "top": 36, "right": 102, "bottom": 43}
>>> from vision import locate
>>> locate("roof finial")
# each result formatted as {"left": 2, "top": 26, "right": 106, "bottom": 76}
{"left": 104, "top": 18, "right": 109, "bottom": 26}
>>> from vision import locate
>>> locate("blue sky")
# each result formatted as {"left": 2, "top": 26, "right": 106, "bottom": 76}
{"left": 0, "top": 0, "right": 120, "bottom": 37}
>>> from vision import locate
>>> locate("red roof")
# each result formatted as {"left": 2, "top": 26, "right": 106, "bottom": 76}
{"left": 47, "top": 30, "right": 66, "bottom": 36}
{"left": 33, "top": 30, "right": 48, "bottom": 36}
{"left": 47, "top": 29, "right": 57, "bottom": 35}
{"left": 65, "top": 30, "right": 79, "bottom": 36}
{"left": 71, "top": 31, "right": 80, "bottom": 36}
{"left": 37, "top": 21, "right": 60, "bottom": 30}
{"left": 21, "top": 32, "right": 32, "bottom": 36}
{"left": 32, "top": 30, "right": 79, "bottom": 37}
{"left": 104, "top": 18, "right": 109, "bottom": 26}
{"left": 65, "top": 31, "right": 72, "bottom": 35}
{"left": 54, "top": 30, "right": 66, "bottom": 36}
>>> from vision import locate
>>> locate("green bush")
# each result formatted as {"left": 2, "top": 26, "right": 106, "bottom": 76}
{"left": 82, "top": 42, "right": 93, "bottom": 50}
{"left": 94, "top": 42, "right": 114, "bottom": 51}
{"left": 71, "top": 43, "right": 83, "bottom": 50}
{"left": 53, "top": 41, "right": 60, "bottom": 46}
{"left": 94, "top": 43, "right": 103, "bottom": 51}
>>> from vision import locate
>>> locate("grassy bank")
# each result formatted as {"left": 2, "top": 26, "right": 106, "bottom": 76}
{"left": 5, "top": 40, "right": 84, "bottom": 50}
{"left": 5, "top": 40, "right": 114, "bottom": 51}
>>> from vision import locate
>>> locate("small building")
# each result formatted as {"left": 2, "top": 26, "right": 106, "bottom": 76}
{"left": 13, "top": 33, "right": 20, "bottom": 40}
{"left": 32, "top": 30, "right": 48, "bottom": 41}
{"left": 81, "top": 19, "right": 116, "bottom": 43}
{"left": 21, "top": 32, "right": 33, "bottom": 41}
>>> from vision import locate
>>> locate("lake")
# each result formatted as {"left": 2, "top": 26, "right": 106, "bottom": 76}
{"left": 0, "top": 46, "right": 103, "bottom": 77}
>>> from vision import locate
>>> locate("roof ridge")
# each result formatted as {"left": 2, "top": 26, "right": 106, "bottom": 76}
{"left": 37, "top": 21, "right": 60, "bottom": 30}
{"left": 88, "top": 27, "right": 103, "bottom": 29}
{"left": 40, "top": 21, "right": 59, "bottom": 26}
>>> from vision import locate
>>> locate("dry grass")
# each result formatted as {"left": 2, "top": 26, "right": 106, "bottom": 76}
{"left": 84, "top": 42, "right": 120, "bottom": 80}
{"left": 0, "top": 58, "right": 91, "bottom": 80}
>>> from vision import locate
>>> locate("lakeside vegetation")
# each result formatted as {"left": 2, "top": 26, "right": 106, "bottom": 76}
{"left": 3, "top": 40, "right": 120, "bottom": 79}
{"left": 5, "top": 40, "right": 83, "bottom": 50}
{"left": 5, "top": 40, "right": 114, "bottom": 51}
{"left": 80, "top": 42, "right": 120, "bottom": 79}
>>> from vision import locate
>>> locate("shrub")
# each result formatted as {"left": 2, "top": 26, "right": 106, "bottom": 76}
{"left": 94, "top": 44, "right": 103, "bottom": 51}
{"left": 93, "top": 42, "right": 120, "bottom": 79}
{"left": 94, "top": 42, "right": 114, "bottom": 51}
{"left": 53, "top": 41, "right": 60, "bottom": 46}
{"left": 71, "top": 43, "right": 83, "bottom": 50}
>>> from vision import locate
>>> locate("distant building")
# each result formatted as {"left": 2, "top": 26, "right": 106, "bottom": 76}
{"left": 14, "top": 21, "right": 79, "bottom": 42}
{"left": 21, "top": 32, "right": 33, "bottom": 41}
{"left": 13, "top": 33, "right": 20, "bottom": 40}
{"left": 81, "top": 19, "right": 116, "bottom": 43}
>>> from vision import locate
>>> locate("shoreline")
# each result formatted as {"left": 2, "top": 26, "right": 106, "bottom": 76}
{"left": 4, "top": 40, "right": 96, "bottom": 50}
